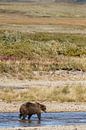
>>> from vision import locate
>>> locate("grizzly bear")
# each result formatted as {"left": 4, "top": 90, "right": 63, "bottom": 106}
{"left": 19, "top": 102, "right": 46, "bottom": 121}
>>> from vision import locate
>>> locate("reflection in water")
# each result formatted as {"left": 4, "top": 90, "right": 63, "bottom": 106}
{"left": 0, "top": 112, "right": 86, "bottom": 128}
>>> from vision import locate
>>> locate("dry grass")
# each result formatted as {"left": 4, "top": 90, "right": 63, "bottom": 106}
{"left": 0, "top": 3, "right": 86, "bottom": 18}
{"left": 0, "top": 3, "right": 86, "bottom": 26}
{"left": 0, "top": 85, "right": 86, "bottom": 103}
{"left": 0, "top": 56, "right": 86, "bottom": 80}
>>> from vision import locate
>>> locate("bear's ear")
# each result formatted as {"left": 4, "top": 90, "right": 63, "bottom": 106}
{"left": 35, "top": 102, "right": 41, "bottom": 106}
{"left": 36, "top": 102, "right": 39, "bottom": 104}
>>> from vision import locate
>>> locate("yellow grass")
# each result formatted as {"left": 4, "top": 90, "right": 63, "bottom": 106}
{"left": 0, "top": 85, "right": 86, "bottom": 103}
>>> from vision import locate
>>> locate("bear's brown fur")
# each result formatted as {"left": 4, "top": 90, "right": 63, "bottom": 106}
{"left": 19, "top": 102, "right": 46, "bottom": 121}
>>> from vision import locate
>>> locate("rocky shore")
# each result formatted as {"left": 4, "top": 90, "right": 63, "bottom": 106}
{"left": 0, "top": 101, "right": 86, "bottom": 113}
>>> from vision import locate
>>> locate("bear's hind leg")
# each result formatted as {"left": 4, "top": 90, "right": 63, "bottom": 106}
{"left": 37, "top": 113, "right": 41, "bottom": 121}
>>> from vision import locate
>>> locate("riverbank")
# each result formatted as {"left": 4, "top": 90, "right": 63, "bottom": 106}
{"left": 0, "top": 101, "right": 86, "bottom": 113}
{"left": 0, "top": 125, "right": 86, "bottom": 130}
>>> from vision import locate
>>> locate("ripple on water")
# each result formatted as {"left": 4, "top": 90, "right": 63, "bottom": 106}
{"left": 0, "top": 112, "right": 86, "bottom": 128}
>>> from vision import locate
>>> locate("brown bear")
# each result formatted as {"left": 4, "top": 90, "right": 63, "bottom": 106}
{"left": 19, "top": 102, "right": 46, "bottom": 121}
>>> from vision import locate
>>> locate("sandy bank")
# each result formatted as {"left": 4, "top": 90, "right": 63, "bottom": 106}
{"left": 0, "top": 125, "right": 86, "bottom": 130}
{"left": 0, "top": 101, "right": 86, "bottom": 112}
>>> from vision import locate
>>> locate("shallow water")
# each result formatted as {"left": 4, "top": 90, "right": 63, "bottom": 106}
{"left": 0, "top": 112, "right": 86, "bottom": 128}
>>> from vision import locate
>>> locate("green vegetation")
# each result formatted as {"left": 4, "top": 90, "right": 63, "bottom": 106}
{"left": 0, "top": 85, "right": 86, "bottom": 102}
{"left": 0, "top": 30, "right": 86, "bottom": 77}
{"left": 0, "top": 31, "right": 86, "bottom": 57}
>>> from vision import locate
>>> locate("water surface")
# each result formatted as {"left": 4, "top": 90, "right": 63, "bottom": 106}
{"left": 0, "top": 112, "right": 86, "bottom": 128}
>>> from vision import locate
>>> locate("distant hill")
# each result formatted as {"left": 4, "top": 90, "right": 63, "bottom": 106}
{"left": 0, "top": 0, "right": 86, "bottom": 3}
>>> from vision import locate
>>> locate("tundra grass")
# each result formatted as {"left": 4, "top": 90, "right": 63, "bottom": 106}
{"left": 0, "top": 31, "right": 86, "bottom": 57}
{"left": 0, "top": 31, "right": 86, "bottom": 77}
{"left": 0, "top": 85, "right": 86, "bottom": 103}
{"left": 0, "top": 3, "right": 86, "bottom": 18}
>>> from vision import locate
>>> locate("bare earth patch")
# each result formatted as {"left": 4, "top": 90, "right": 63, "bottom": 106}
{"left": 0, "top": 13, "right": 86, "bottom": 26}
